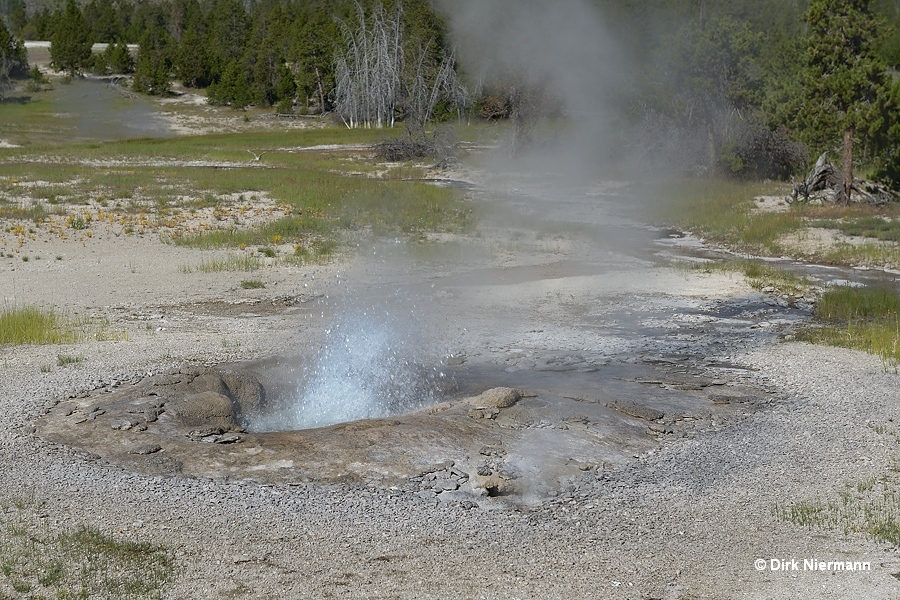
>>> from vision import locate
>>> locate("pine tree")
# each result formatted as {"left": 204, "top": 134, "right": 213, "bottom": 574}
{"left": 797, "top": 0, "right": 889, "bottom": 202}
{"left": 291, "top": 6, "right": 337, "bottom": 113}
{"left": 50, "top": 0, "right": 93, "bottom": 77}
{"left": 0, "top": 17, "right": 28, "bottom": 99}
{"left": 206, "top": 0, "right": 250, "bottom": 78}
{"left": 7, "top": 0, "right": 28, "bottom": 37}
{"left": 106, "top": 39, "right": 134, "bottom": 74}
{"left": 176, "top": 25, "right": 212, "bottom": 87}
{"left": 132, "top": 11, "right": 172, "bottom": 95}
{"left": 84, "top": 0, "right": 122, "bottom": 43}
{"left": 207, "top": 58, "right": 252, "bottom": 108}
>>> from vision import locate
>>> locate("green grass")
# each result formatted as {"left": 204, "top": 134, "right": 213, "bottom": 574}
{"left": 170, "top": 170, "right": 471, "bottom": 249}
{"left": 796, "top": 286, "right": 900, "bottom": 367}
{"left": 739, "top": 260, "right": 812, "bottom": 296}
{"left": 240, "top": 279, "right": 265, "bottom": 289}
{"left": 811, "top": 215, "right": 900, "bottom": 242}
{"left": 683, "top": 258, "right": 814, "bottom": 299}
{"left": 2, "top": 94, "right": 477, "bottom": 284}
{"left": 820, "top": 242, "right": 900, "bottom": 269}
{"left": 808, "top": 212, "right": 900, "bottom": 267}
{"left": 179, "top": 253, "right": 263, "bottom": 273}
{"left": 1, "top": 126, "right": 474, "bottom": 257}
{"left": 0, "top": 305, "right": 127, "bottom": 346}
{"left": 0, "top": 200, "right": 51, "bottom": 224}
{"left": 0, "top": 497, "right": 174, "bottom": 599}
{"left": 647, "top": 179, "right": 798, "bottom": 254}
{"left": 814, "top": 285, "right": 900, "bottom": 320}
{"left": 0, "top": 305, "right": 75, "bottom": 345}
{"left": 56, "top": 354, "right": 83, "bottom": 367}
{"left": 652, "top": 178, "right": 900, "bottom": 269}
{"left": 687, "top": 258, "right": 900, "bottom": 367}
{"left": 777, "top": 445, "right": 900, "bottom": 548}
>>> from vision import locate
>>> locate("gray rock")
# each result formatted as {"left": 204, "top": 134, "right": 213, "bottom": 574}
{"left": 435, "top": 479, "right": 459, "bottom": 492}
{"left": 606, "top": 400, "right": 665, "bottom": 421}
{"left": 465, "top": 387, "right": 524, "bottom": 409}
{"left": 166, "top": 391, "right": 236, "bottom": 429}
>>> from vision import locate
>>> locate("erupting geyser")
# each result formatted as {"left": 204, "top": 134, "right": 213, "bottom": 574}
{"left": 250, "top": 304, "right": 446, "bottom": 431}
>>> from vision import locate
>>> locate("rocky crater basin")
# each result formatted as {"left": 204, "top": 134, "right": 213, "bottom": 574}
{"left": 37, "top": 351, "right": 770, "bottom": 503}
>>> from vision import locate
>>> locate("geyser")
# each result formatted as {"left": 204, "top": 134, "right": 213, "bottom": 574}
{"left": 250, "top": 304, "right": 446, "bottom": 431}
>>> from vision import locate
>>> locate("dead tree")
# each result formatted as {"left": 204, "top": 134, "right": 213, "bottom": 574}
{"left": 0, "top": 54, "right": 11, "bottom": 100}
{"left": 792, "top": 152, "right": 841, "bottom": 202}
{"left": 334, "top": 1, "right": 402, "bottom": 129}
{"left": 404, "top": 45, "right": 463, "bottom": 142}
{"left": 792, "top": 152, "right": 898, "bottom": 204}
{"left": 507, "top": 76, "right": 552, "bottom": 156}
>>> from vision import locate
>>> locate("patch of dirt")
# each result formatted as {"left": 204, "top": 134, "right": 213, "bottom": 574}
{"left": 777, "top": 226, "right": 896, "bottom": 255}
{"left": 752, "top": 194, "right": 792, "bottom": 213}
{"left": 753, "top": 194, "right": 898, "bottom": 263}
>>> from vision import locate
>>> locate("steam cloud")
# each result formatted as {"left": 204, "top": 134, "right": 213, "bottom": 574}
{"left": 437, "top": 0, "right": 626, "bottom": 170}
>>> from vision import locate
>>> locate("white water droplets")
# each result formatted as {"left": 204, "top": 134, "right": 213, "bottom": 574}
{"left": 254, "top": 304, "right": 442, "bottom": 431}
{"left": 291, "top": 308, "right": 439, "bottom": 428}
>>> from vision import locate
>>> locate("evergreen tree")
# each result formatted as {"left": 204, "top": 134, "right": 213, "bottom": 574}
{"left": 7, "top": 0, "right": 28, "bottom": 37}
{"left": 172, "top": 0, "right": 211, "bottom": 87}
{"left": 207, "top": 57, "right": 252, "bottom": 107}
{"left": 206, "top": 0, "right": 250, "bottom": 78}
{"left": 132, "top": 8, "right": 172, "bottom": 95}
{"left": 24, "top": 7, "right": 55, "bottom": 41}
{"left": 106, "top": 39, "right": 134, "bottom": 73}
{"left": 873, "top": 0, "right": 900, "bottom": 67}
{"left": 291, "top": 6, "right": 337, "bottom": 113}
{"left": 50, "top": 0, "right": 93, "bottom": 77}
{"left": 0, "top": 16, "right": 28, "bottom": 99}
{"left": 84, "top": 0, "right": 122, "bottom": 43}
{"left": 796, "top": 0, "right": 889, "bottom": 201}
{"left": 242, "top": 0, "right": 291, "bottom": 107}
{"left": 176, "top": 24, "right": 212, "bottom": 87}
{"left": 275, "top": 61, "right": 297, "bottom": 108}
{"left": 133, "top": 42, "right": 171, "bottom": 95}
{"left": 638, "top": 15, "right": 765, "bottom": 175}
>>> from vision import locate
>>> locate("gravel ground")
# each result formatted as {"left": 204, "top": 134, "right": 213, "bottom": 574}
{"left": 2, "top": 176, "right": 899, "bottom": 599}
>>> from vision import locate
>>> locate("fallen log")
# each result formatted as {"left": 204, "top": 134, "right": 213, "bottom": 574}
{"left": 791, "top": 153, "right": 898, "bottom": 204}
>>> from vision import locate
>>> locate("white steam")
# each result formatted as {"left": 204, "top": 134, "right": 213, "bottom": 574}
{"left": 440, "top": 0, "right": 621, "bottom": 114}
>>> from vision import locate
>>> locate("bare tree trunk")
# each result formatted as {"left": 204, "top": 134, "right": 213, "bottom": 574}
{"left": 706, "top": 123, "right": 717, "bottom": 178}
{"left": 314, "top": 65, "right": 325, "bottom": 113}
{"left": 842, "top": 126, "right": 854, "bottom": 205}
{"left": 0, "top": 55, "right": 10, "bottom": 101}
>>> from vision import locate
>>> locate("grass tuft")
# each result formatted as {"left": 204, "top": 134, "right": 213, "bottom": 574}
{"left": 797, "top": 286, "right": 900, "bottom": 367}
{"left": 56, "top": 354, "right": 83, "bottom": 367}
{"left": 811, "top": 215, "right": 900, "bottom": 242}
{"left": 180, "top": 254, "right": 263, "bottom": 273}
{"left": 0, "top": 305, "right": 74, "bottom": 345}
{"left": 738, "top": 260, "right": 811, "bottom": 297}
{"left": 777, "top": 447, "right": 900, "bottom": 549}
{"left": 0, "top": 497, "right": 175, "bottom": 598}
{"left": 0, "top": 305, "right": 127, "bottom": 346}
